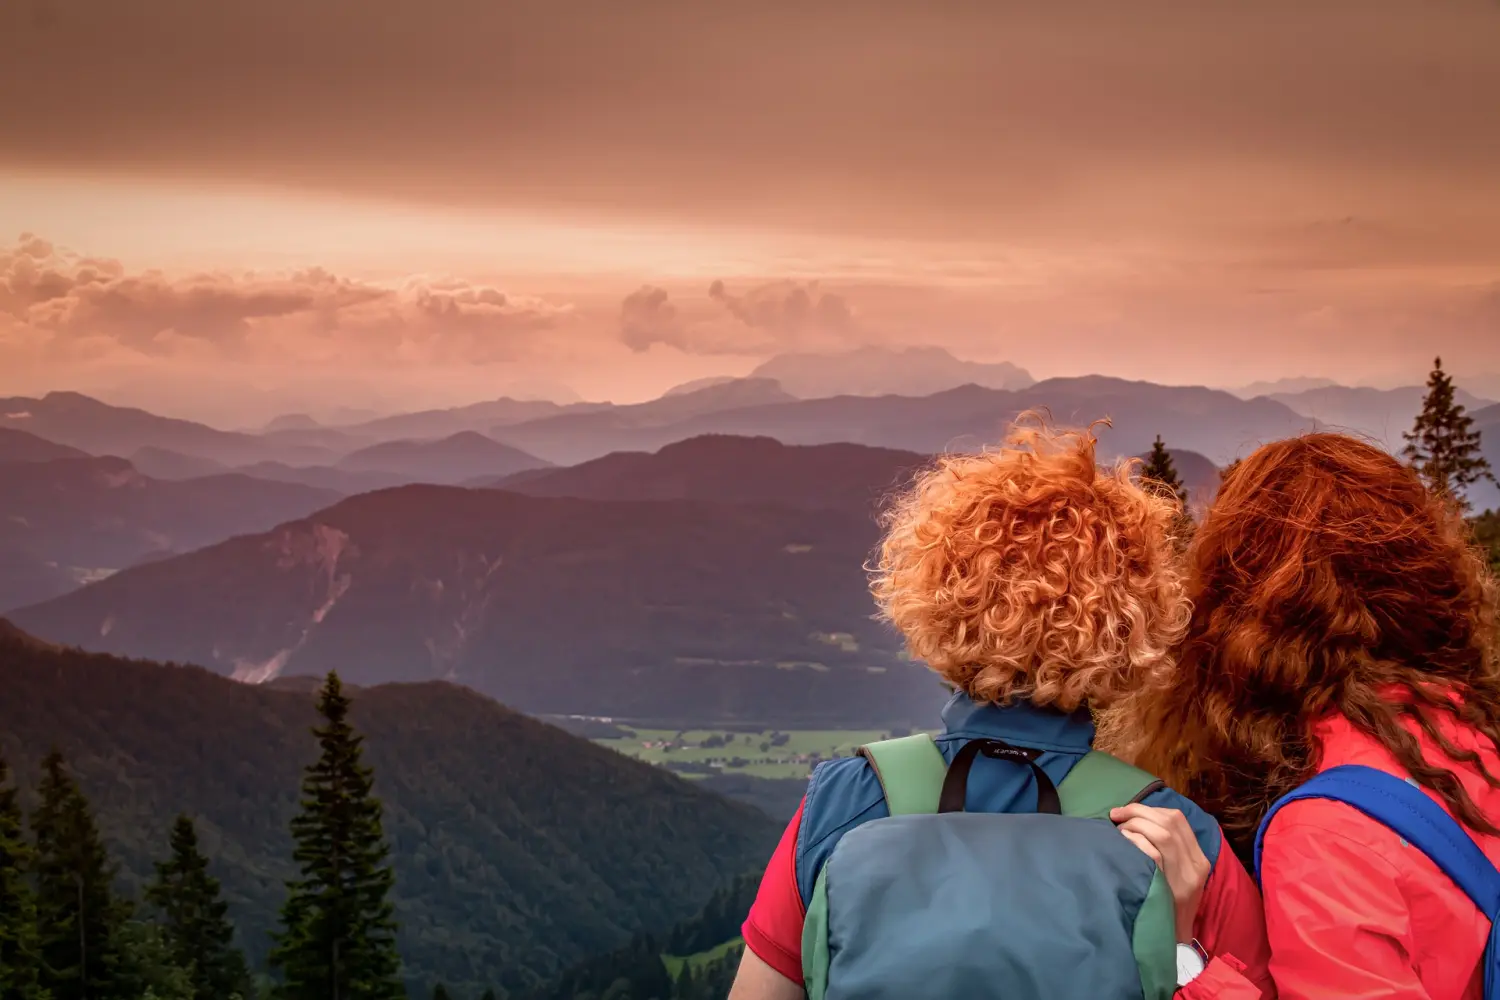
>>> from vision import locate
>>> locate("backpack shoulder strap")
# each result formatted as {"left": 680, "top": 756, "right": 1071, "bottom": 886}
{"left": 1057, "top": 750, "right": 1166, "bottom": 820}
{"left": 1254, "top": 764, "right": 1500, "bottom": 917}
{"left": 857, "top": 734, "right": 948, "bottom": 816}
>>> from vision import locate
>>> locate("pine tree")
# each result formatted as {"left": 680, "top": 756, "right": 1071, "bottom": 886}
{"left": 112, "top": 921, "right": 193, "bottom": 1000}
{"left": 1404, "top": 356, "right": 1496, "bottom": 511}
{"left": 146, "top": 816, "right": 252, "bottom": 1000}
{"left": 1140, "top": 435, "right": 1194, "bottom": 547}
{"left": 430, "top": 985, "right": 450, "bottom": 1000}
{"left": 0, "top": 755, "right": 46, "bottom": 1000}
{"left": 1141, "top": 435, "right": 1189, "bottom": 506}
{"left": 31, "top": 751, "right": 124, "bottom": 1000}
{"left": 270, "top": 673, "right": 403, "bottom": 1000}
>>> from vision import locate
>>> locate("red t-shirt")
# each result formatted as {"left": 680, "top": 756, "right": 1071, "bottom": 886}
{"left": 742, "top": 799, "right": 1276, "bottom": 998}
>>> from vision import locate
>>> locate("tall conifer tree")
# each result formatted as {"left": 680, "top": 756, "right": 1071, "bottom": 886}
{"left": 1141, "top": 435, "right": 1189, "bottom": 506}
{"left": 1404, "top": 356, "right": 1495, "bottom": 510}
{"left": 31, "top": 752, "right": 123, "bottom": 1000}
{"left": 0, "top": 756, "right": 46, "bottom": 1000}
{"left": 1140, "top": 435, "right": 1194, "bottom": 547}
{"left": 270, "top": 673, "right": 403, "bottom": 1000}
{"left": 146, "top": 816, "right": 252, "bottom": 1000}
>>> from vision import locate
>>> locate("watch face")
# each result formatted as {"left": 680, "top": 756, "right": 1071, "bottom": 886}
{"left": 1176, "top": 943, "right": 1207, "bottom": 984}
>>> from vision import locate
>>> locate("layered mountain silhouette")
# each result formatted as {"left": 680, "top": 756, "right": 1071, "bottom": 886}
{"left": 0, "top": 629, "right": 775, "bottom": 996}
{"left": 0, "top": 426, "right": 89, "bottom": 463}
{"left": 0, "top": 391, "right": 335, "bottom": 465}
{"left": 484, "top": 435, "right": 927, "bottom": 513}
{"left": 0, "top": 456, "right": 341, "bottom": 611}
{"left": 130, "top": 447, "right": 434, "bottom": 494}
{"left": 492, "top": 376, "right": 1310, "bottom": 466}
{"left": 750, "top": 346, "right": 1033, "bottom": 397}
{"left": 336, "top": 396, "right": 609, "bottom": 441}
{"left": 12, "top": 486, "right": 940, "bottom": 725}
{"left": 335, "top": 430, "right": 550, "bottom": 485}
{"left": 1266, "top": 384, "right": 1496, "bottom": 451}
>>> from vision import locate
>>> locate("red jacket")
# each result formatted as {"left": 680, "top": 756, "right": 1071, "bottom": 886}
{"left": 1256, "top": 707, "right": 1500, "bottom": 998}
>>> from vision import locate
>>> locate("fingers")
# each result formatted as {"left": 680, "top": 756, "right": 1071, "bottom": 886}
{"left": 1109, "top": 803, "right": 1195, "bottom": 839}
{"left": 1119, "top": 827, "right": 1162, "bottom": 867}
{"left": 1111, "top": 804, "right": 1198, "bottom": 856}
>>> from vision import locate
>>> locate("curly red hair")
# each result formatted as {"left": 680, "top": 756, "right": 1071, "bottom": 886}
{"left": 1113, "top": 433, "right": 1500, "bottom": 861}
{"left": 870, "top": 416, "right": 1190, "bottom": 712}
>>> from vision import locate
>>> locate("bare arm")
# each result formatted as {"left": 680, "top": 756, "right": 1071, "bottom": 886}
{"left": 728, "top": 946, "right": 806, "bottom": 1000}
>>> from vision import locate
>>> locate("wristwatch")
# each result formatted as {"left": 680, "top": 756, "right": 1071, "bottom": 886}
{"left": 1176, "top": 940, "right": 1208, "bottom": 985}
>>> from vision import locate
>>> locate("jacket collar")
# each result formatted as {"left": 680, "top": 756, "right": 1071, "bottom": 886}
{"left": 938, "top": 690, "right": 1096, "bottom": 753}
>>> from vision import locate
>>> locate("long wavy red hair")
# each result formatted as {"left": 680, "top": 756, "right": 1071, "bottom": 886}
{"left": 1113, "top": 433, "right": 1500, "bottom": 862}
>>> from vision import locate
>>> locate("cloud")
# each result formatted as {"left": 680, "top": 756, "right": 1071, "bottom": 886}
{"left": 708, "top": 280, "right": 855, "bottom": 337}
{"left": 618, "top": 279, "right": 862, "bottom": 355}
{"left": 619, "top": 285, "right": 684, "bottom": 353}
{"left": 0, "top": 234, "right": 572, "bottom": 366}
{"left": 5, "top": 1, "right": 1499, "bottom": 246}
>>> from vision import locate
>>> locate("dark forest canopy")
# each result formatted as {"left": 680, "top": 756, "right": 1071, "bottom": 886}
{"left": 0, "top": 629, "right": 777, "bottom": 996}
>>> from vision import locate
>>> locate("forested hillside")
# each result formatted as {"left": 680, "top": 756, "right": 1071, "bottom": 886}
{"left": 0, "top": 630, "right": 778, "bottom": 996}
{"left": 13, "top": 486, "right": 939, "bottom": 725}
{"left": 526, "top": 873, "right": 759, "bottom": 1000}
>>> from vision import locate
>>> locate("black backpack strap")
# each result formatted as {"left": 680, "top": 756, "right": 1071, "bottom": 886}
{"left": 938, "top": 738, "right": 1061, "bottom": 814}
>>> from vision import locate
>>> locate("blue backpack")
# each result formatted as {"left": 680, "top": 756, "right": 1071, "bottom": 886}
{"left": 1256, "top": 764, "right": 1500, "bottom": 998}
{"left": 801, "top": 734, "right": 1182, "bottom": 1000}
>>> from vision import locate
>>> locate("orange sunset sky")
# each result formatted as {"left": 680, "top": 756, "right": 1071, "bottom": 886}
{"left": 1, "top": 0, "right": 1498, "bottom": 425}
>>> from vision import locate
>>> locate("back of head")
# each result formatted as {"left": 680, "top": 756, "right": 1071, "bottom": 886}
{"left": 870, "top": 416, "right": 1189, "bottom": 713}
{"left": 1121, "top": 432, "right": 1500, "bottom": 857}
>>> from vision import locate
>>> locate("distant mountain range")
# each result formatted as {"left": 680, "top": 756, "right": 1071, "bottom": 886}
{"left": 491, "top": 376, "right": 1310, "bottom": 466}
{"left": 0, "top": 456, "right": 341, "bottom": 611}
{"left": 332, "top": 397, "right": 611, "bottom": 442}
{"left": 0, "top": 426, "right": 89, "bottom": 463}
{"left": 335, "top": 431, "right": 550, "bottom": 485}
{"left": 749, "top": 346, "right": 1034, "bottom": 398}
{"left": 0, "top": 391, "right": 318, "bottom": 465}
{"left": 485, "top": 435, "right": 928, "bottom": 514}
{"left": 0, "top": 629, "right": 775, "bottom": 996}
{"left": 1230, "top": 377, "right": 1339, "bottom": 398}
{"left": 1264, "top": 384, "right": 1496, "bottom": 451}
{"left": 11, "top": 484, "right": 941, "bottom": 726}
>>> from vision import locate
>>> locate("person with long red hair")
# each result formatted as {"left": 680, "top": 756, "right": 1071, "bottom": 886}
{"left": 1113, "top": 432, "right": 1500, "bottom": 997}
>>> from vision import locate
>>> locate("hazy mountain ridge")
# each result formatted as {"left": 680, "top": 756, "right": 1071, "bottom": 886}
{"left": 0, "top": 455, "right": 342, "bottom": 611}
{"left": 337, "top": 396, "right": 612, "bottom": 442}
{"left": 0, "top": 632, "right": 777, "bottom": 995}
{"left": 1266, "top": 384, "right": 1497, "bottom": 450}
{"left": 492, "top": 376, "right": 1309, "bottom": 466}
{"left": 335, "top": 430, "right": 551, "bottom": 484}
{"left": 0, "top": 426, "right": 90, "bottom": 463}
{"left": 750, "top": 346, "right": 1033, "bottom": 397}
{"left": 0, "top": 391, "right": 306, "bottom": 465}
{"left": 12, "top": 484, "right": 941, "bottom": 725}
{"left": 485, "top": 435, "right": 927, "bottom": 513}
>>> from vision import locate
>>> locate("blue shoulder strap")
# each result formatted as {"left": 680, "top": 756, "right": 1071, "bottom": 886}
{"left": 1255, "top": 764, "right": 1500, "bottom": 998}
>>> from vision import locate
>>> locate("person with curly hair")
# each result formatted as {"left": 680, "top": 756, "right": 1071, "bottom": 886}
{"left": 1112, "top": 432, "right": 1500, "bottom": 998}
{"left": 728, "top": 418, "right": 1273, "bottom": 1000}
